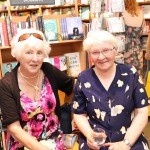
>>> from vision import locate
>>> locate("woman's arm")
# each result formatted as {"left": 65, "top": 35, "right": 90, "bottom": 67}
{"left": 123, "top": 106, "right": 148, "bottom": 146}
{"left": 7, "top": 121, "right": 51, "bottom": 150}
{"left": 73, "top": 113, "right": 100, "bottom": 150}
{"left": 73, "top": 114, "right": 92, "bottom": 138}
{"left": 105, "top": 106, "right": 148, "bottom": 150}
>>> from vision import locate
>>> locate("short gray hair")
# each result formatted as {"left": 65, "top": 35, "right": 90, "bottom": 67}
{"left": 83, "top": 30, "right": 118, "bottom": 52}
{"left": 11, "top": 28, "right": 51, "bottom": 59}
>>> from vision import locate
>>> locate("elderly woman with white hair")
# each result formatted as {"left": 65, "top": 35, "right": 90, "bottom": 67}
{"left": 0, "top": 28, "right": 74, "bottom": 150}
{"left": 71, "top": 30, "right": 149, "bottom": 150}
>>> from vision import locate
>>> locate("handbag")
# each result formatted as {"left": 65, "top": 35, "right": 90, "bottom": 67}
{"left": 60, "top": 102, "right": 72, "bottom": 134}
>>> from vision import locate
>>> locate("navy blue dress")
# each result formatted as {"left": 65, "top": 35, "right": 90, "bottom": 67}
{"left": 71, "top": 63, "right": 149, "bottom": 150}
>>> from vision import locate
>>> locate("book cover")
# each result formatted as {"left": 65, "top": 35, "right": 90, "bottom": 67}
{"left": 65, "top": 17, "right": 83, "bottom": 40}
{"left": 59, "top": 56, "right": 67, "bottom": 71}
{"left": 65, "top": 52, "right": 81, "bottom": 77}
{"left": 43, "top": 19, "right": 58, "bottom": 42}
{"left": 54, "top": 56, "right": 61, "bottom": 70}
{"left": 81, "top": 7, "right": 90, "bottom": 20}
{"left": 2, "top": 62, "right": 17, "bottom": 76}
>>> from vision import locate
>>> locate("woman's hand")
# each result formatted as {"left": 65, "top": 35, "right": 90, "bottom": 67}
{"left": 86, "top": 131, "right": 106, "bottom": 150}
{"left": 104, "top": 141, "right": 131, "bottom": 150}
{"left": 87, "top": 134, "right": 100, "bottom": 150}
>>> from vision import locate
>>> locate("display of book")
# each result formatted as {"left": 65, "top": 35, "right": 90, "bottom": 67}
{"left": 43, "top": 19, "right": 58, "bottom": 42}
{"left": 65, "top": 52, "right": 81, "bottom": 77}
{"left": 2, "top": 62, "right": 17, "bottom": 76}
{"left": 65, "top": 17, "right": 84, "bottom": 40}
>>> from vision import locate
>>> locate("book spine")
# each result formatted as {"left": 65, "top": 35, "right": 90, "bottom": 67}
{"left": 11, "top": 22, "right": 17, "bottom": 36}
{"left": 2, "top": 21, "right": 9, "bottom": 46}
{"left": 5, "top": 16, "right": 13, "bottom": 44}
{"left": 0, "top": 23, "right": 4, "bottom": 46}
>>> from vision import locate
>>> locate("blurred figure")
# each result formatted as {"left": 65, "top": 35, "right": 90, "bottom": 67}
{"left": 123, "top": 0, "right": 145, "bottom": 76}
{"left": 145, "top": 32, "right": 150, "bottom": 84}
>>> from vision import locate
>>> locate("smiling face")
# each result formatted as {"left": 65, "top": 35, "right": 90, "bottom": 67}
{"left": 18, "top": 48, "right": 45, "bottom": 75}
{"left": 89, "top": 42, "right": 117, "bottom": 72}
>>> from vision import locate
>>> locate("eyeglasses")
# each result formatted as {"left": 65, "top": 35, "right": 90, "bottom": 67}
{"left": 18, "top": 33, "right": 44, "bottom": 42}
{"left": 90, "top": 47, "right": 115, "bottom": 58}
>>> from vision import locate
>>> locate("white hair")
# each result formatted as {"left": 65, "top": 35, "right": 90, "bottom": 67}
{"left": 11, "top": 28, "right": 51, "bottom": 59}
{"left": 83, "top": 30, "right": 118, "bottom": 52}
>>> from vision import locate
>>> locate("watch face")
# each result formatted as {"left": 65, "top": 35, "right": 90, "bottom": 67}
{"left": 124, "top": 139, "right": 130, "bottom": 145}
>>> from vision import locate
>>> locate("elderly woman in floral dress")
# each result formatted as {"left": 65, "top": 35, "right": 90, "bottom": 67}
{"left": 71, "top": 30, "right": 149, "bottom": 150}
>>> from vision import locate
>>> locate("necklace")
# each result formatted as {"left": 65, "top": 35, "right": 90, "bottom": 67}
{"left": 19, "top": 68, "right": 40, "bottom": 92}
{"left": 19, "top": 67, "right": 39, "bottom": 79}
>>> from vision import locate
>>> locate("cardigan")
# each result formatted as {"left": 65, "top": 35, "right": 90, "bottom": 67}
{"left": 0, "top": 62, "right": 74, "bottom": 128}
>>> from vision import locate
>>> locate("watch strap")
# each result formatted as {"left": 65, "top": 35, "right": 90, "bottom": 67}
{"left": 123, "top": 139, "right": 131, "bottom": 147}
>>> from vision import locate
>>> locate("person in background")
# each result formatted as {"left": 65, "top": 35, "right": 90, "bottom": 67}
{"left": 145, "top": 32, "right": 150, "bottom": 84}
{"left": 5, "top": 63, "right": 13, "bottom": 75}
{"left": 122, "top": 0, "right": 145, "bottom": 76}
{"left": 0, "top": 28, "right": 74, "bottom": 150}
{"left": 71, "top": 30, "right": 149, "bottom": 150}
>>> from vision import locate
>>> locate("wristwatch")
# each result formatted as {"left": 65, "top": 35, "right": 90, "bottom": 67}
{"left": 123, "top": 139, "right": 131, "bottom": 147}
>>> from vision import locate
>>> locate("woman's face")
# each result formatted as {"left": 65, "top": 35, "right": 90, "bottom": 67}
{"left": 18, "top": 48, "right": 45, "bottom": 74}
{"left": 89, "top": 43, "right": 117, "bottom": 72}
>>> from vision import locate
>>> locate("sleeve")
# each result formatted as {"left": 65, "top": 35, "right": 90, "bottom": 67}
{"left": 71, "top": 78, "right": 87, "bottom": 114}
{"left": 0, "top": 79, "right": 19, "bottom": 127}
{"left": 132, "top": 69, "right": 148, "bottom": 108}
{"left": 54, "top": 67, "right": 75, "bottom": 95}
{"left": 43, "top": 62, "right": 75, "bottom": 95}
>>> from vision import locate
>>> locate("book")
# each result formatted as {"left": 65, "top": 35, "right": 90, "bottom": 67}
{"left": 59, "top": 56, "right": 67, "bottom": 71}
{"left": 106, "top": 17, "right": 125, "bottom": 33}
{"left": 81, "top": 7, "right": 90, "bottom": 20}
{"left": 2, "top": 62, "right": 17, "bottom": 76}
{"left": 43, "top": 19, "right": 58, "bottom": 42}
{"left": 65, "top": 52, "right": 81, "bottom": 76}
{"left": 64, "top": 134, "right": 78, "bottom": 149}
{"left": 65, "top": 17, "right": 83, "bottom": 40}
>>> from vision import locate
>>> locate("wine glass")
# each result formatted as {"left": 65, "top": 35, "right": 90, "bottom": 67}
{"left": 93, "top": 128, "right": 106, "bottom": 146}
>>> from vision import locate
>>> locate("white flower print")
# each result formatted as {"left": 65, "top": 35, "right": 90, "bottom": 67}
{"left": 141, "top": 99, "right": 146, "bottom": 105}
{"left": 101, "top": 111, "right": 106, "bottom": 121}
{"left": 94, "top": 109, "right": 106, "bottom": 121}
{"left": 120, "top": 126, "right": 126, "bottom": 134}
{"left": 92, "top": 95, "right": 96, "bottom": 102}
{"left": 111, "top": 105, "right": 124, "bottom": 116}
{"left": 117, "top": 80, "right": 124, "bottom": 87}
{"left": 139, "top": 88, "right": 144, "bottom": 93}
{"left": 125, "top": 85, "right": 129, "bottom": 93}
{"left": 121, "top": 73, "right": 128, "bottom": 76}
{"left": 73, "top": 101, "right": 79, "bottom": 109}
{"left": 80, "top": 143, "right": 84, "bottom": 149}
{"left": 79, "top": 82, "right": 82, "bottom": 89}
{"left": 138, "top": 76, "right": 143, "bottom": 84}
{"left": 94, "top": 109, "right": 101, "bottom": 119}
{"left": 130, "top": 66, "right": 137, "bottom": 74}
{"left": 142, "top": 142, "right": 149, "bottom": 150}
{"left": 84, "top": 82, "right": 91, "bottom": 88}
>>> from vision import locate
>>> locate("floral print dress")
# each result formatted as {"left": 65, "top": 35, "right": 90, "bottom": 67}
{"left": 123, "top": 20, "right": 145, "bottom": 76}
{"left": 71, "top": 64, "right": 149, "bottom": 150}
{"left": 7, "top": 77, "right": 66, "bottom": 150}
